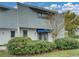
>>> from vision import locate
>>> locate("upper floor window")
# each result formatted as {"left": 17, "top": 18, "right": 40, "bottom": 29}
{"left": 37, "top": 13, "right": 49, "bottom": 19}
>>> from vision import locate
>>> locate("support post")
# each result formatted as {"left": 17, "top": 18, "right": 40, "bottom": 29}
{"left": 17, "top": 27, "right": 20, "bottom": 37}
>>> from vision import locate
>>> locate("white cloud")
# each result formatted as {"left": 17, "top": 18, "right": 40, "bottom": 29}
{"left": 74, "top": 4, "right": 79, "bottom": 10}
{"left": 44, "top": 6, "right": 54, "bottom": 10}
{"left": 58, "top": 5, "right": 61, "bottom": 8}
{"left": 44, "top": 2, "right": 79, "bottom": 15}
{"left": 19, "top": 2, "right": 25, "bottom": 3}
{"left": 13, "top": 6, "right": 18, "bottom": 9}
{"left": 48, "top": 4, "right": 60, "bottom": 11}
{"left": 74, "top": 4, "right": 79, "bottom": 7}
{"left": 62, "top": 7, "right": 73, "bottom": 11}
{"left": 62, "top": 2, "right": 74, "bottom": 11}
{"left": 63, "top": 2, "right": 73, "bottom": 7}
{"left": 44, "top": 7, "right": 50, "bottom": 9}
{"left": 50, "top": 4, "right": 57, "bottom": 8}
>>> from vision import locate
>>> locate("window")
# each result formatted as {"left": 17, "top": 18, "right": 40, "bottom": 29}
{"left": 23, "top": 30, "right": 27, "bottom": 37}
{"left": 37, "top": 13, "right": 49, "bottom": 19}
{"left": 11, "top": 31, "right": 15, "bottom": 37}
{"left": 38, "top": 32, "right": 48, "bottom": 40}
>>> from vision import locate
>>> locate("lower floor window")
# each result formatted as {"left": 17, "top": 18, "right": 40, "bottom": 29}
{"left": 11, "top": 31, "right": 15, "bottom": 37}
{"left": 38, "top": 32, "right": 48, "bottom": 40}
{"left": 23, "top": 30, "right": 27, "bottom": 37}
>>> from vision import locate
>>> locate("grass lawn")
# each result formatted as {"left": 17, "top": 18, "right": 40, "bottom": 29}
{"left": 0, "top": 49, "right": 79, "bottom": 57}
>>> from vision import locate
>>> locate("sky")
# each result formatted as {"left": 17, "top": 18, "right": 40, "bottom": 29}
{"left": 0, "top": 2, "right": 79, "bottom": 14}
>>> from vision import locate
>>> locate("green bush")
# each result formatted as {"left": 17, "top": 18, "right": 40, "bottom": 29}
{"left": 55, "top": 38, "right": 79, "bottom": 50}
{"left": 71, "top": 35, "right": 79, "bottom": 38}
{"left": 7, "top": 38, "right": 56, "bottom": 55}
{"left": 7, "top": 37, "right": 32, "bottom": 55}
{"left": 25, "top": 40, "right": 56, "bottom": 55}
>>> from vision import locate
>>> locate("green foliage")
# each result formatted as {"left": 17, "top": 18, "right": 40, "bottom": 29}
{"left": 74, "top": 16, "right": 79, "bottom": 25}
{"left": 71, "top": 35, "right": 79, "bottom": 39}
{"left": 68, "top": 30, "right": 75, "bottom": 37}
{"left": 64, "top": 11, "right": 79, "bottom": 37}
{"left": 65, "top": 23, "right": 77, "bottom": 31}
{"left": 24, "top": 40, "right": 56, "bottom": 55}
{"left": 55, "top": 38, "right": 79, "bottom": 50}
{"left": 7, "top": 37, "right": 32, "bottom": 55}
{"left": 64, "top": 11, "right": 76, "bottom": 31}
{"left": 7, "top": 38, "right": 56, "bottom": 55}
{"left": 64, "top": 11, "right": 76, "bottom": 23}
{"left": 8, "top": 37, "right": 32, "bottom": 43}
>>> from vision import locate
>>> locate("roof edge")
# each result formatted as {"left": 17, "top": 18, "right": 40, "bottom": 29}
{"left": 17, "top": 2, "right": 58, "bottom": 14}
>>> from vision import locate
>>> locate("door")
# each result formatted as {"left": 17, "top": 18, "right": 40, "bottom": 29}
{"left": 38, "top": 32, "right": 48, "bottom": 40}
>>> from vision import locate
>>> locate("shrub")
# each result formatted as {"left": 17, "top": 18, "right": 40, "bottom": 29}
{"left": 55, "top": 38, "right": 79, "bottom": 50}
{"left": 7, "top": 39, "right": 56, "bottom": 55}
{"left": 7, "top": 37, "right": 32, "bottom": 55}
{"left": 25, "top": 40, "right": 56, "bottom": 55}
{"left": 71, "top": 35, "right": 79, "bottom": 39}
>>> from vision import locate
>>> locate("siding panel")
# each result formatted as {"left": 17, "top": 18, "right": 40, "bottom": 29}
{"left": 18, "top": 5, "right": 52, "bottom": 29}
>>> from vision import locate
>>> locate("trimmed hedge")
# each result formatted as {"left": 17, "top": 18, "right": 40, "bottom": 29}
{"left": 7, "top": 37, "right": 32, "bottom": 55}
{"left": 24, "top": 41, "right": 56, "bottom": 55}
{"left": 55, "top": 38, "right": 79, "bottom": 50}
{"left": 7, "top": 37, "right": 79, "bottom": 55}
{"left": 7, "top": 37, "right": 56, "bottom": 55}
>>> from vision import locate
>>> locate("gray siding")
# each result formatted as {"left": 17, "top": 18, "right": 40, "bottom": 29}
{"left": 0, "top": 9, "right": 17, "bottom": 28}
{"left": 0, "top": 4, "right": 64, "bottom": 30}
{"left": 18, "top": 5, "right": 52, "bottom": 29}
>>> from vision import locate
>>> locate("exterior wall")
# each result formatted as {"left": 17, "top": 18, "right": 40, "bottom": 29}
{"left": 17, "top": 5, "right": 52, "bottom": 30}
{"left": 56, "top": 28, "right": 65, "bottom": 39}
{"left": 0, "top": 5, "right": 53, "bottom": 29}
{"left": 48, "top": 32, "right": 53, "bottom": 42}
{"left": 27, "top": 29, "right": 38, "bottom": 40}
{"left": 0, "top": 29, "right": 17, "bottom": 45}
{"left": 0, "top": 28, "right": 53, "bottom": 45}
{"left": 0, "top": 29, "right": 10, "bottom": 45}
{"left": 28, "top": 30, "right": 53, "bottom": 41}
{"left": 54, "top": 14, "right": 65, "bottom": 38}
{"left": 0, "top": 9, "right": 17, "bottom": 28}
{"left": 20, "top": 28, "right": 52, "bottom": 41}
{"left": 20, "top": 29, "right": 38, "bottom": 40}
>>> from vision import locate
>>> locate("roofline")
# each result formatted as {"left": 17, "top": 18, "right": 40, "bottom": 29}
{"left": 17, "top": 2, "right": 58, "bottom": 14}
{"left": 0, "top": 4, "right": 17, "bottom": 10}
{"left": 0, "top": 2, "right": 58, "bottom": 14}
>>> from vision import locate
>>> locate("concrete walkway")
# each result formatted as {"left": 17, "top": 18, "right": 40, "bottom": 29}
{"left": 0, "top": 46, "right": 6, "bottom": 50}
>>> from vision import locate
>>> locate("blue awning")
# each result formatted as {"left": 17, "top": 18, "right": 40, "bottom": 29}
{"left": 36, "top": 29, "right": 49, "bottom": 32}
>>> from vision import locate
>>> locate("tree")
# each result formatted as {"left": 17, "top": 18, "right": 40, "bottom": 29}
{"left": 64, "top": 11, "right": 79, "bottom": 37}
{"left": 49, "top": 13, "right": 64, "bottom": 39}
{"left": 74, "top": 16, "right": 79, "bottom": 25}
